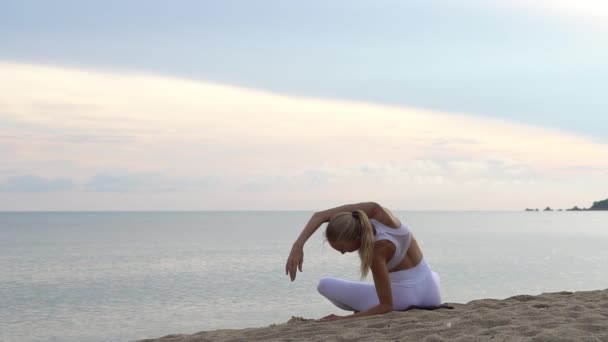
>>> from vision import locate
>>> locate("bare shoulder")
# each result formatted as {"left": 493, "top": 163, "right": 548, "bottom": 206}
{"left": 370, "top": 204, "right": 402, "bottom": 229}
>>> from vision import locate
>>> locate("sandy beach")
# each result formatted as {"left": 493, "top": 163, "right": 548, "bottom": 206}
{"left": 137, "top": 289, "right": 608, "bottom": 342}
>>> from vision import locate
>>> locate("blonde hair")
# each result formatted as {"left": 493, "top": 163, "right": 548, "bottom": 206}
{"left": 325, "top": 210, "right": 375, "bottom": 279}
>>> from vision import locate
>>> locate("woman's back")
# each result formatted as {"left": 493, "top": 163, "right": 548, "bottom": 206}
{"left": 370, "top": 218, "right": 412, "bottom": 270}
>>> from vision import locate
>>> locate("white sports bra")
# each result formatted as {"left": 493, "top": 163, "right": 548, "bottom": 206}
{"left": 370, "top": 218, "right": 412, "bottom": 270}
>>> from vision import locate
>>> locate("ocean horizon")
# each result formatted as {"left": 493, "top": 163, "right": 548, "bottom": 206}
{"left": 2, "top": 211, "right": 607, "bottom": 341}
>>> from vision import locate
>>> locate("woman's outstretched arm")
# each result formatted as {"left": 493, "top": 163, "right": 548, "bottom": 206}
{"left": 286, "top": 201, "right": 381, "bottom": 281}
{"left": 285, "top": 212, "right": 325, "bottom": 281}
{"left": 314, "top": 201, "right": 380, "bottom": 224}
{"left": 316, "top": 201, "right": 401, "bottom": 228}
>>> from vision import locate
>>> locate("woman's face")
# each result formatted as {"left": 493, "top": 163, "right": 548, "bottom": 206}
{"left": 329, "top": 239, "right": 360, "bottom": 254}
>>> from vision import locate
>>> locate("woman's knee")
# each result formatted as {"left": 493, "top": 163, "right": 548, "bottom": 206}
{"left": 317, "top": 277, "right": 336, "bottom": 296}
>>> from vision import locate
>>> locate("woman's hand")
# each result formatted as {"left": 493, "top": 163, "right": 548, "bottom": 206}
{"left": 285, "top": 244, "right": 304, "bottom": 281}
{"left": 317, "top": 314, "right": 345, "bottom": 322}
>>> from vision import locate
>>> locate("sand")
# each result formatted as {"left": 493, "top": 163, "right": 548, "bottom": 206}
{"left": 137, "top": 289, "right": 608, "bottom": 342}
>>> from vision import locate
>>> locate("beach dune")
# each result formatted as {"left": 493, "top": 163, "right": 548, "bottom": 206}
{"left": 137, "top": 289, "right": 608, "bottom": 341}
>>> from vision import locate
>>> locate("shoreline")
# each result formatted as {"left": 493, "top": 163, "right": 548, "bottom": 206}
{"left": 136, "top": 289, "right": 608, "bottom": 341}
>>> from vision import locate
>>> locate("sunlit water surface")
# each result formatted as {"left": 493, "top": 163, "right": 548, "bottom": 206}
{"left": 1, "top": 211, "right": 607, "bottom": 341}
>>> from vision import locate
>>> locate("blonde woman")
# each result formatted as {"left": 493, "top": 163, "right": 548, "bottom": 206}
{"left": 285, "top": 202, "right": 441, "bottom": 322}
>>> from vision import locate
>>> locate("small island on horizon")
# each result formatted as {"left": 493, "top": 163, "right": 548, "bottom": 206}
{"left": 525, "top": 198, "right": 608, "bottom": 211}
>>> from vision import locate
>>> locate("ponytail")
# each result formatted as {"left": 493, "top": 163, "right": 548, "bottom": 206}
{"left": 355, "top": 210, "right": 375, "bottom": 279}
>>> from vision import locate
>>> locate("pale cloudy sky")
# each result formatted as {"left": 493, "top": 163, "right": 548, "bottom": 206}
{"left": 1, "top": 1, "right": 607, "bottom": 210}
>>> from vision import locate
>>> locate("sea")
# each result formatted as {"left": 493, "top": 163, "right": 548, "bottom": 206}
{"left": 1, "top": 211, "right": 607, "bottom": 342}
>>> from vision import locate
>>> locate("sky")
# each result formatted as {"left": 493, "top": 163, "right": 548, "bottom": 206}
{"left": 1, "top": 0, "right": 607, "bottom": 210}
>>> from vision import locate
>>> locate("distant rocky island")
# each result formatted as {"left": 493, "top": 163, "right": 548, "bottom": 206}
{"left": 525, "top": 198, "right": 608, "bottom": 211}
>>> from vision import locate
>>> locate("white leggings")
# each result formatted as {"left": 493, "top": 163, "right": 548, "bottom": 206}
{"left": 317, "top": 258, "right": 442, "bottom": 312}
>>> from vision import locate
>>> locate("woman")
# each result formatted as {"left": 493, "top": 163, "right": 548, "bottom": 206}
{"left": 285, "top": 202, "right": 441, "bottom": 322}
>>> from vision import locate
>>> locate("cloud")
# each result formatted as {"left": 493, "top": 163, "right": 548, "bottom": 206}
{"left": 349, "top": 158, "right": 538, "bottom": 186}
{"left": 0, "top": 172, "right": 220, "bottom": 193}
{"left": 3, "top": 61, "right": 607, "bottom": 169}
{"left": 0, "top": 132, "right": 135, "bottom": 145}
{"left": 1, "top": 61, "right": 608, "bottom": 209}
{"left": 238, "top": 168, "right": 334, "bottom": 193}
{"left": 84, "top": 173, "right": 221, "bottom": 193}
{"left": 0, "top": 175, "right": 75, "bottom": 192}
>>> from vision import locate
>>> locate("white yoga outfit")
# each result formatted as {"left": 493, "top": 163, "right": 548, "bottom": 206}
{"left": 317, "top": 218, "right": 442, "bottom": 312}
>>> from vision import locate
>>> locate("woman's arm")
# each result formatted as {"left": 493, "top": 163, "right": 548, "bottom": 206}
{"left": 286, "top": 202, "right": 381, "bottom": 281}
{"left": 291, "top": 201, "right": 383, "bottom": 251}
{"left": 286, "top": 212, "right": 326, "bottom": 281}
{"left": 320, "top": 241, "right": 395, "bottom": 321}
{"left": 316, "top": 201, "right": 401, "bottom": 228}
{"left": 347, "top": 242, "right": 394, "bottom": 318}
{"left": 313, "top": 201, "right": 380, "bottom": 224}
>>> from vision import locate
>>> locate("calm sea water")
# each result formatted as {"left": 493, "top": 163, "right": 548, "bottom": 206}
{"left": 1, "top": 211, "right": 608, "bottom": 342}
